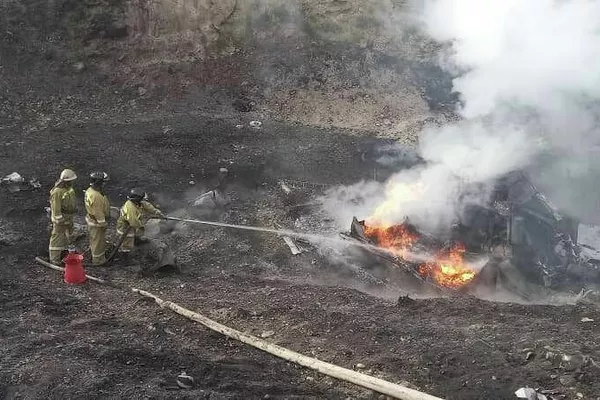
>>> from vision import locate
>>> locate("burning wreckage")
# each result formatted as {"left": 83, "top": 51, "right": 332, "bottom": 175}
{"left": 340, "top": 171, "right": 600, "bottom": 298}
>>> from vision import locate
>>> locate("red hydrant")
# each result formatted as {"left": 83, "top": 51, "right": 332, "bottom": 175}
{"left": 63, "top": 249, "right": 86, "bottom": 284}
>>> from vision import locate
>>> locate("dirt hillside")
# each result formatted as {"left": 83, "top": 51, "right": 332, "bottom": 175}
{"left": 1, "top": 1, "right": 598, "bottom": 400}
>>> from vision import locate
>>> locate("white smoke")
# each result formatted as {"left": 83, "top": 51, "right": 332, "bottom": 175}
{"left": 424, "top": 0, "right": 600, "bottom": 120}
{"left": 422, "top": 0, "right": 600, "bottom": 222}
{"left": 323, "top": 0, "right": 600, "bottom": 230}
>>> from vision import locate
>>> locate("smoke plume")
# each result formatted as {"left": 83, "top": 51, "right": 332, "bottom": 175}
{"left": 323, "top": 0, "right": 600, "bottom": 230}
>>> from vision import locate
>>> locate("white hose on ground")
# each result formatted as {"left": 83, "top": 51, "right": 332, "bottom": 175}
{"left": 34, "top": 257, "right": 444, "bottom": 400}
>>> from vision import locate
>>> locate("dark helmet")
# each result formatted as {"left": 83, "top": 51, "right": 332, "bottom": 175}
{"left": 90, "top": 171, "right": 109, "bottom": 185}
{"left": 128, "top": 187, "right": 146, "bottom": 203}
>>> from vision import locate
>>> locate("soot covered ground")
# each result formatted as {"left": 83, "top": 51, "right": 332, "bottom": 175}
{"left": 1, "top": 112, "right": 599, "bottom": 400}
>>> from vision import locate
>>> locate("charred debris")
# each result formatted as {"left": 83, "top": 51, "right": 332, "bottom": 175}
{"left": 343, "top": 146, "right": 600, "bottom": 293}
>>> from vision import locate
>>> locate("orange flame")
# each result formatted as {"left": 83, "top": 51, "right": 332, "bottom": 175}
{"left": 364, "top": 223, "right": 419, "bottom": 258}
{"left": 363, "top": 222, "right": 476, "bottom": 289}
{"left": 418, "top": 243, "right": 476, "bottom": 289}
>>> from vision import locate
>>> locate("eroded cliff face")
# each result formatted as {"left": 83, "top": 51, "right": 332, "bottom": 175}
{"left": 0, "top": 0, "right": 454, "bottom": 136}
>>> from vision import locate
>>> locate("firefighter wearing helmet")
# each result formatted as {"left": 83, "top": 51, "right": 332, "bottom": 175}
{"left": 48, "top": 169, "right": 78, "bottom": 264}
{"left": 84, "top": 171, "right": 110, "bottom": 265}
{"left": 116, "top": 188, "right": 165, "bottom": 253}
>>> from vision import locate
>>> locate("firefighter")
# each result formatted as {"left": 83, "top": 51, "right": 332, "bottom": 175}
{"left": 85, "top": 171, "right": 110, "bottom": 265}
{"left": 116, "top": 188, "right": 165, "bottom": 253}
{"left": 48, "top": 169, "right": 78, "bottom": 265}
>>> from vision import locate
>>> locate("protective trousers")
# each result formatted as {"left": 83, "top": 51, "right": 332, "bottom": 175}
{"left": 49, "top": 223, "right": 74, "bottom": 265}
{"left": 88, "top": 225, "right": 107, "bottom": 265}
{"left": 119, "top": 228, "right": 136, "bottom": 253}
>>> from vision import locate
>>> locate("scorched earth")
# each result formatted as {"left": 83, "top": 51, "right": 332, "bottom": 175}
{"left": 2, "top": 106, "right": 600, "bottom": 399}
{"left": 0, "top": 23, "right": 599, "bottom": 400}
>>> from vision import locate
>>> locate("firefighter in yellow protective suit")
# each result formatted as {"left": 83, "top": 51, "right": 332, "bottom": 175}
{"left": 116, "top": 188, "right": 165, "bottom": 253}
{"left": 48, "top": 169, "right": 78, "bottom": 264}
{"left": 84, "top": 171, "right": 110, "bottom": 265}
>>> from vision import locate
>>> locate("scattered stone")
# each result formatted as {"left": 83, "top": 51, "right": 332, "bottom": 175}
{"left": 278, "top": 181, "right": 292, "bottom": 195}
{"left": 515, "top": 387, "right": 539, "bottom": 399}
{"left": 526, "top": 351, "right": 536, "bottom": 361}
{"left": 522, "top": 347, "right": 534, "bottom": 353}
{"left": 561, "top": 353, "right": 585, "bottom": 371}
{"left": 305, "top": 376, "right": 314, "bottom": 382}
{"left": 188, "top": 180, "right": 195, "bottom": 186}
{"left": 29, "top": 177, "right": 41, "bottom": 189}
{"left": 164, "top": 328, "right": 176, "bottom": 336}
{"left": 250, "top": 120, "right": 262, "bottom": 128}
{"left": 354, "top": 363, "right": 366, "bottom": 369}
{"left": 581, "top": 317, "right": 594, "bottom": 323}
{"left": 260, "top": 330, "right": 275, "bottom": 338}
{"left": 539, "top": 389, "right": 562, "bottom": 396}
{"left": 546, "top": 351, "right": 558, "bottom": 362}
{"left": 176, "top": 372, "right": 194, "bottom": 389}
{"left": 73, "top": 62, "right": 85, "bottom": 72}
{"left": 559, "top": 375, "right": 576, "bottom": 386}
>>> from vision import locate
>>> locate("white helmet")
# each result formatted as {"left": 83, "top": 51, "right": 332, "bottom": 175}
{"left": 59, "top": 169, "right": 77, "bottom": 182}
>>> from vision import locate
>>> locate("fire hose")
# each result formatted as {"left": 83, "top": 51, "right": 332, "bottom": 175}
{"left": 102, "top": 206, "right": 158, "bottom": 266}
{"left": 33, "top": 256, "right": 444, "bottom": 400}
{"left": 102, "top": 225, "right": 132, "bottom": 266}
{"left": 38, "top": 215, "right": 446, "bottom": 398}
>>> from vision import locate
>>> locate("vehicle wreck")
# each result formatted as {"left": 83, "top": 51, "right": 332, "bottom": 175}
{"left": 341, "top": 168, "right": 600, "bottom": 297}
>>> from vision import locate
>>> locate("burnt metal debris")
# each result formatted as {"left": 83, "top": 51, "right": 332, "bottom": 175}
{"left": 465, "top": 171, "right": 599, "bottom": 288}
{"left": 342, "top": 169, "right": 600, "bottom": 291}
{"left": 1, "top": 172, "right": 41, "bottom": 193}
{"left": 342, "top": 216, "right": 460, "bottom": 295}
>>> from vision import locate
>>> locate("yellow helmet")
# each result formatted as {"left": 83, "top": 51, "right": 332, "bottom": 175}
{"left": 59, "top": 169, "right": 77, "bottom": 182}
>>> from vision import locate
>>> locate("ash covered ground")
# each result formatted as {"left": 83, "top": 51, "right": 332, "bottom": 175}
{"left": 2, "top": 1, "right": 600, "bottom": 399}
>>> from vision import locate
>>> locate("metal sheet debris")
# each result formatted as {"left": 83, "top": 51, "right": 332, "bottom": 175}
{"left": 282, "top": 236, "right": 302, "bottom": 255}
{"left": 3, "top": 172, "right": 23, "bottom": 183}
{"left": 1, "top": 172, "right": 41, "bottom": 193}
{"left": 515, "top": 387, "right": 547, "bottom": 400}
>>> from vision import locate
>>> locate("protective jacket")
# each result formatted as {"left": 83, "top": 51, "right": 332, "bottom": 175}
{"left": 84, "top": 187, "right": 110, "bottom": 227}
{"left": 49, "top": 185, "right": 77, "bottom": 225}
{"left": 117, "top": 200, "right": 161, "bottom": 234}
{"left": 48, "top": 184, "right": 77, "bottom": 264}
